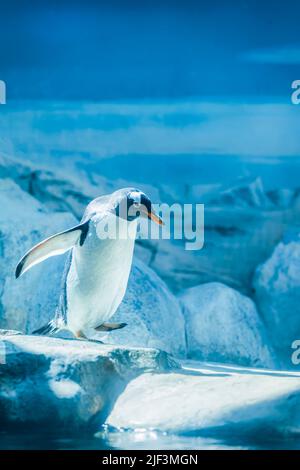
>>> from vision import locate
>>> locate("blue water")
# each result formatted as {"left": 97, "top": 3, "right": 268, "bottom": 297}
{"left": 1, "top": 429, "right": 300, "bottom": 450}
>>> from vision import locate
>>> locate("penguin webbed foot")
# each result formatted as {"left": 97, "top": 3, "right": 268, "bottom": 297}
{"left": 95, "top": 322, "right": 127, "bottom": 332}
{"left": 74, "top": 330, "right": 104, "bottom": 344}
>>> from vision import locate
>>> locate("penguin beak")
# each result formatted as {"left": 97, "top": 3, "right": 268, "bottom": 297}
{"left": 141, "top": 207, "right": 164, "bottom": 225}
{"left": 148, "top": 211, "right": 164, "bottom": 225}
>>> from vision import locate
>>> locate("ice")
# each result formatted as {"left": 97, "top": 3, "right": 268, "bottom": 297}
{"left": 107, "top": 362, "right": 300, "bottom": 439}
{"left": 0, "top": 333, "right": 175, "bottom": 433}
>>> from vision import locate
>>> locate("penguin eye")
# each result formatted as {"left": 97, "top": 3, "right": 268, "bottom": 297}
{"left": 133, "top": 201, "right": 139, "bottom": 207}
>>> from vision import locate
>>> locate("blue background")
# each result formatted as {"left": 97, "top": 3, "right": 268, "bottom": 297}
{"left": 1, "top": 0, "right": 299, "bottom": 100}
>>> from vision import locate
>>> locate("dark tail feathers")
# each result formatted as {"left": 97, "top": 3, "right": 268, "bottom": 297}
{"left": 32, "top": 320, "right": 59, "bottom": 336}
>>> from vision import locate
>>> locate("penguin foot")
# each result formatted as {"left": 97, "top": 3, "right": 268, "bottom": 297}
{"left": 75, "top": 330, "right": 88, "bottom": 339}
{"left": 74, "top": 330, "right": 104, "bottom": 344}
{"left": 95, "top": 322, "right": 127, "bottom": 332}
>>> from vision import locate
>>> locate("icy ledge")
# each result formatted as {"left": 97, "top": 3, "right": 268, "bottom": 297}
{"left": 3, "top": 332, "right": 300, "bottom": 443}
{"left": 0, "top": 333, "right": 177, "bottom": 434}
{"left": 107, "top": 361, "right": 300, "bottom": 441}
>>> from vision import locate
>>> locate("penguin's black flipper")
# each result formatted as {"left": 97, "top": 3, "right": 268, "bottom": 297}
{"left": 15, "top": 220, "right": 90, "bottom": 279}
{"left": 95, "top": 322, "right": 127, "bottom": 332}
{"left": 32, "top": 320, "right": 59, "bottom": 336}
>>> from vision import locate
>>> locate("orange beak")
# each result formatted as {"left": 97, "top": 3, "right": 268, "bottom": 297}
{"left": 148, "top": 211, "right": 164, "bottom": 226}
{"left": 141, "top": 207, "right": 164, "bottom": 225}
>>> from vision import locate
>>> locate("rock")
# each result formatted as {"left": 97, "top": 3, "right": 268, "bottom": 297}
{"left": 98, "top": 258, "right": 187, "bottom": 358}
{"left": 0, "top": 333, "right": 176, "bottom": 433}
{"left": 0, "top": 152, "right": 161, "bottom": 221}
{"left": 180, "top": 282, "right": 275, "bottom": 368}
{"left": 137, "top": 196, "right": 300, "bottom": 294}
{"left": 0, "top": 152, "right": 112, "bottom": 220}
{"left": 0, "top": 178, "right": 77, "bottom": 333}
{"left": 106, "top": 362, "right": 300, "bottom": 438}
{"left": 209, "top": 177, "right": 271, "bottom": 208}
{"left": 0, "top": 329, "right": 22, "bottom": 336}
{"left": 253, "top": 237, "right": 300, "bottom": 366}
{"left": 267, "top": 188, "right": 295, "bottom": 209}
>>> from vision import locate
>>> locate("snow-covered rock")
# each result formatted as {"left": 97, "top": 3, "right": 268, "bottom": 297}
{"left": 180, "top": 282, "right": 275, "bottom": 368}
{"left": 0, "top": 178, "right": 77, "bottom": 333}
{"left": 107, "top": 362, "right": 300, "bottom": 438}
{"left": 0, "top": 333, "right": 176, "bottom": 433}
{"left": 253, "top": 238, "right": 300, "bottom": 366}
{"left": 99, "top": 258, "right": 187, "bottom": 357}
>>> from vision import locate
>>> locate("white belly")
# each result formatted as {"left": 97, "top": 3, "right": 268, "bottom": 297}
{"left": 66, "top": 217, "right": 136, "bottom": 334}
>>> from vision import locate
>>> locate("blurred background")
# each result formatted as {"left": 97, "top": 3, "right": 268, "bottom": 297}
{"left": 1, "top": 0, "right": 300, "bottom": 101}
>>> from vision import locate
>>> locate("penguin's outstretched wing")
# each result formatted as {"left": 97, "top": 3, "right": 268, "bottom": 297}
{"left": 15, "top": 220, "right": 89, "bottom": 279}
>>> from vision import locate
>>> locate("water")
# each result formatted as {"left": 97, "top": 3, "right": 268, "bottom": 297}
{"left": 1, "top": 428, "right": 300, "bottom": 450}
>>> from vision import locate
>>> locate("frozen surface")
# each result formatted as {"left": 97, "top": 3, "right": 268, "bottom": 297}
{"left": 0, "top": 333, "right": 176, "bottom": 433}
{"left": 180, "top": 282, "right": 275, "bottom": 368}
{"left": 107, "top": 361, "right": 300, "bottom": 439}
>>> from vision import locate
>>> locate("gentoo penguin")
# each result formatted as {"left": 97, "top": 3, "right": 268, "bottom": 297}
{"left": 15, "top": 188, "right": 163, "bottom": 339}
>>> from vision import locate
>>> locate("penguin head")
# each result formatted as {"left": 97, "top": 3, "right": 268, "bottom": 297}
{"left": 115, "top": 188, "right": 163, "bottom": 225}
